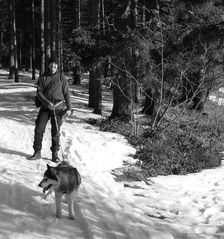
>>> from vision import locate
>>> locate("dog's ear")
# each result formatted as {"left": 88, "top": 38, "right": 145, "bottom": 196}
{"left": 50, "top": 167, "right": 58, "bottom": 179}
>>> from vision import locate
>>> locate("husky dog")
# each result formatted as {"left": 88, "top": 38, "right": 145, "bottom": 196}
{"left": 39, "top": 161, "right": 81, "bottom": 219}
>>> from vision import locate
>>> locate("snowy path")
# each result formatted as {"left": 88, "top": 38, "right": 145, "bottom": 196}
{"left": 0, "top": 117, "right": 172, "bottom": 239}
{"left": 0, "top": 70, "right": 224, "bottom": 239}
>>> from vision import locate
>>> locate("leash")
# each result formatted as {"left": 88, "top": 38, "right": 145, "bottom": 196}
{"left": 52, "top": 101, "right": 68, "bottom": 162}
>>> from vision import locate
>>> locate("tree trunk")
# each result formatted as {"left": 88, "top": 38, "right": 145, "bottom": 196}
{"left": 31, "top": 0, "right": 36, "bottom": 80}
{"left": 75, "top": 0, "right": 81, "bottom": 28}
{"left": 130, "top": 0, "right": 138, "bottom": 28}
{"left": 72, "top": 61, "right": 81, "bottom": 85}
{"left": 40, "top": 0, "right": 45, "bottom": 75}
{"left": 141, "top": 88, "right": 155, "bottom": 116}
{"left": 12, "top": 0, "right": 18, "bottom": 82}
{"left": 93, "top": 66, "right": 102, "bottom": 114}
{"left": 110, "top": 47, "right": 135, "bottom": 121}
{"left": 179, "top": 71, "right": 207, "bottom": 111}
{"left": 142, "top": 4, "right": 146, "bottom": 27}
{"left": 45, "top": 0, "right": 51, "bottom": 68}
{"left": 51, "top": 0, "right": 57, "bottom": 58}
{"left": 91, "top": 0, "right": 100, "bottom": 27}
{"left": 88, "top": 0, "right": 92, "bottom": 25}
{"left": 9, "top": 0, "right": 15, "bottom": 79}
{"left": 191, "top": 72, "right": 207, "bottom": 111}
{"left": 0, "top": 18, "right": 3, "bottom": 65}
{"left": 88, "top": 69, "right": 96, "bottom": 108}
{"left": 88, "top": 0, "right": 102, "bottom": 110}
{"left": 0, "top": 20, "right": 2, "bottom": 48}
{"left": 100, "top": 0, "right": 105, "bottom": 35}
{"left": 89, "top": 65, "right": 102, "bottom": 114}
{"left": 29, "top": 45, "right": 32, "bottom": 71}
{"left": 111, "top": 73, "right": 132, "bottom": 121}
{"left": 58, "top": 0, "right": 62, "bottom": 71}
{"left": 18, "top": 31, "right": 22, "bottom": 69}
{"left": 93, "top": 78, "right": 102, "bottom": 114}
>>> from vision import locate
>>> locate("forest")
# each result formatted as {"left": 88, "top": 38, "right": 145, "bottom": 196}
{"left": 1, "top": 0, "right": 224, "bottom": 176}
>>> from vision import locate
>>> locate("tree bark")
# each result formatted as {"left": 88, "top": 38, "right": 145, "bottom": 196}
{"left": 93, "top": 78, "right": 102, "bottom": 114}
{"left": 130, "top": 0, "right": 138, "bottom": 29}
{"left": 88, "top": 69, "right": 96, "bottom": 108}
{"left": 88, "top": 0, "right": 92, "bottom": 25}
{"left": 45, "top": 0, "right": 51, "bottom": 68}
{"left": 142, "top": 3, "right": 146, "bottom": 27}
{"left": 111, "top": 73, "right": 132, "bottom": 121}
{"left": 110, "top": 47, "right": 135, "bottom": 121}
{"left": 141, "top": 88, "right": 155, "bottom": 116}
{"left": 51, "top": 0, "right": 57, "bottom": 58}
{"left": 91, "top": 0, "right": 100, "bottom": 27}
{"left": 31, "top": 0, "right": 36, "bottom": 80}
{"left": 179, "top": 71, "right": 207, "bottom": 111}
{"left": 9, "top": 0, "right": 15, "bottom": 79}
{"left": 40, "top": 0, "right": 45, "bottom": 75}
{"left": 17, "top": 31, "right": 22, "bottom": 69}
{"left": 88, "top": 65, "right": 102, "bottom": 114}
{"left": 72, "top": 61, "right": 81, "bottom": 85}
{"left": 58, "top": 0, "right": 62, "bottom": 71}
{"left": 0, "top": 18, "right": 3, "bottom": 54}
{"left": 75, "top": 0, "right": 81, "bottom": 28}
{"left": 12, "top": 0, "right": 18, "bottom": 82}
{"left": 100, "top": 0, "right": 105, "bottom": 35}
{"left": 88, "top": 0, "right": 102, "bottom": 111}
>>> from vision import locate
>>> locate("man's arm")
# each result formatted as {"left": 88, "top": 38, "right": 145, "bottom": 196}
{"left": 36, "top": 76, "right": 54, "bottom": 110}
{"left": 62, "top": 74, "right": 72, "bottom": 110}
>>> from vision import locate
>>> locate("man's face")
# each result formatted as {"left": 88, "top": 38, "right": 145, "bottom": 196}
{"left": 49, "top": 62, "right": 58, "bottom": 74}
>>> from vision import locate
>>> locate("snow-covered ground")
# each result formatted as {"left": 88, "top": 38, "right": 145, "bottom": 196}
{"left": 0, "top": 69, "right": 224, "bottom": 239}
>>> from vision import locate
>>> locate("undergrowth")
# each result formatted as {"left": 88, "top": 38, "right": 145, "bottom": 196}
{"left": 87, "top": 101, "right": 224, "bottom": 177}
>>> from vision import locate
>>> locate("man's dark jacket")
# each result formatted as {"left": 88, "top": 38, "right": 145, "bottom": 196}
{"left": 36, "top": 71, "right": 72, "bottom": 111}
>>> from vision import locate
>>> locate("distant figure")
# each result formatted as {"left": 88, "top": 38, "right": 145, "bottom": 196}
{"left": 29, "top": 57, "right": 72, "bottom": 162}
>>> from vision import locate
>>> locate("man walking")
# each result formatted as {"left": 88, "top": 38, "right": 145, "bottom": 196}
{"left": 29, "top": 57, "right": 72, "bottom": 162}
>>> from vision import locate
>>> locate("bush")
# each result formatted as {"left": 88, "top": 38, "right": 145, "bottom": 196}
{"left": 88, "top": 104, "right": 224, "bottom": 177}
{"left": 139, "top": 123, "right": 222, "bottom": 176}
{"left": 139, "top": 108, "right": 224, "bottom": 176}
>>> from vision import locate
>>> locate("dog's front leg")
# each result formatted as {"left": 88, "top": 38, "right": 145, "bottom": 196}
{"left": 55, "top": 191, "right": 63, "bottom": 218}
{"left": 68, "top": 191, "right": 76, "bottom": 220}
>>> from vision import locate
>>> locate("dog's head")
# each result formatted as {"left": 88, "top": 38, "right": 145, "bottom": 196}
{"left": 38, "top": 164, "right": 59, "bottom": 189}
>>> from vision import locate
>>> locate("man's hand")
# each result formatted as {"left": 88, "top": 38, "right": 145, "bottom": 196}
{"left": 64, "top": 109, "right": 72, "bottom": 118}
{"left": 48, "top": 102, "right": 55, "bottom": 111}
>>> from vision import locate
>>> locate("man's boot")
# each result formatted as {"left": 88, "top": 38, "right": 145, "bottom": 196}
{"left": 28, "top": 151, "right": 41, "bottom": 160}
{"left": 52, "top": 151, "right": 60, "bottom": 163}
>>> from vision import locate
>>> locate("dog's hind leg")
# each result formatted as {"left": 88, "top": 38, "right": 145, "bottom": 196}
{"left": 67, "top": 191, "right": 76, "bottom": 220}
{"left": 55, "top": 192, "right": 63, "bottom": 218}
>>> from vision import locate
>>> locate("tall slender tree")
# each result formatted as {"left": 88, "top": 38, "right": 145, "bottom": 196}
{"left": 100, "top": 0, "right": 105, "bottom": 35}
{"left": 40, "top": 0, "right": 45, "bottom": 75}
{"left": 9, "top": 0, "right": 18, "bottom": 82}
{"left": 12, "top": 0, "right": 18, "bottom": 82}
{"left": 51, "top": 0, "right": 57, "bottom": 58}
{"left": 31, "top": 0, "right": 36, "bottom": 80}
{"left": 57, "top": 0, "right": 62, "bottom": 71}
{"left": 9, "top": 0, "right": 15, "bottom": 79}
{"left": 75, "top": 0, "right": 81, "bottom": 28}
{"left": 45, "top": 0, "right": 51, "bottom": 67}
{"left": 88, "top": 0, "right": 103, "bottom": 114}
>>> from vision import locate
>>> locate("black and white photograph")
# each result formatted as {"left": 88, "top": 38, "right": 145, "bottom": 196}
{"left": 0, "top": 0, "right": 224, "bottom": 238}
